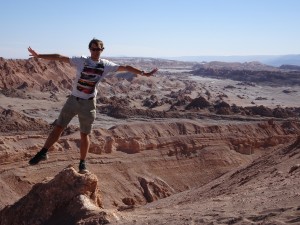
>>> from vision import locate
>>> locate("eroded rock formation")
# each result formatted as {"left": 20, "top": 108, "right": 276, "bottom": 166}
{"left": 0, "top": 167, "right": 107, "bottom": 225}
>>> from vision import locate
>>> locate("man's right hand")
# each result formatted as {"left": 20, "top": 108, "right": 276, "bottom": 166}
{"left": 28, "top": 47, "right": 39, "bottom": 58}
{"left": 27, "top": 47, "right": 70, "bottom": 64}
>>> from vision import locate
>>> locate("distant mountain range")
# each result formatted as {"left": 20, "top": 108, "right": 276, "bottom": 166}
{"left": 165, "top": 54, "right": 300, "bottom": 67}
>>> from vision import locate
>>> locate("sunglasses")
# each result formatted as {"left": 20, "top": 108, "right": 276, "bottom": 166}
{"left": 90, "top": 47, "right": 104, "bottom": 52}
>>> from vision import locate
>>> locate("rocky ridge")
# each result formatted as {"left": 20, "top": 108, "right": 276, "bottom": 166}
{"left": 0, "top": 57, "right": 75, "bottom": 93}
{"left": 191, "top": 61, "right": 300, "bottom": 86}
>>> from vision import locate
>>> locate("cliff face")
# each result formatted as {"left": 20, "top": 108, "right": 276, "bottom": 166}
{"left": 112, "top": 136, "right": 300, "bottom": 225}
{"left": 191, "top": 66, "right": 300, "bottom": 86}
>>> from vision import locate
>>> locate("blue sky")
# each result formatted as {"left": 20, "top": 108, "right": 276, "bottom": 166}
{"left": 1, "top": 0, "right": 300, "bottom": 59}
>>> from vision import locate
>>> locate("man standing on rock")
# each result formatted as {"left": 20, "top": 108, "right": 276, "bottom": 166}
{"left": 28, "top": 38, "right": 158, "bottom": 173}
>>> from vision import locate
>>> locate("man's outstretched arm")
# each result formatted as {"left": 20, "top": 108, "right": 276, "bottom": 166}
{"left": 117, "top": 65, "right": 158, "bottom": 77}
{"left": 28, "top": 47, "right": 70, "bottom": 64}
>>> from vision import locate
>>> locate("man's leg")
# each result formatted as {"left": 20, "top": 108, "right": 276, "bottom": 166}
{"left": 29, "top": 125, "right": 64, "bottom": 165}
{"left": 77, "top": 99, "right": 96, "bottom": 173}
{"left": 29, "top": 95, "right": 76, "bottom": 165}
{"left": 43, "top": 125, "right": 65, "bottom": 149}
{"left": 80, "top": 132, "right": 90, "bottom": 161}
{"left": 78, "top": 132, "right": 90, "bottom": 173}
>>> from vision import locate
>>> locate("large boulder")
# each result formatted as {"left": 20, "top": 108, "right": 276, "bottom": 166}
{"left": 0, "top": 166, "right": 109, "bottom": 225}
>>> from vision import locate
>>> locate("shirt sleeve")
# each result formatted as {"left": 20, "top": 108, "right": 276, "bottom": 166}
{"left": 102, "top": 59, "right": 120, "bottom": 75}
{"left": 69, "top": 56, "right": 87, "bottom": 67}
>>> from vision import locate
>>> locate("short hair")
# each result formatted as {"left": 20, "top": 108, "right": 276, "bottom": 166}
{"left": 88, "top": 38, "right": 104, "bottom": 49}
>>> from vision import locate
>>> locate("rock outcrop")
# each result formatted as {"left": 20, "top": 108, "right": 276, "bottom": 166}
{"left": 0, "top": 167, "right": 107, "bottom": 225}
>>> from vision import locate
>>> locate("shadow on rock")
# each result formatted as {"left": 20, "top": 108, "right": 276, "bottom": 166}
{"left": 0, "top": 166, "right": 111, "bottom": 225}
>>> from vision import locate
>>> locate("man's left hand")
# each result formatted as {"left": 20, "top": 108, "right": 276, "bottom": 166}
{"left": 144, "top": 68, "right": 158, "bottom": 77}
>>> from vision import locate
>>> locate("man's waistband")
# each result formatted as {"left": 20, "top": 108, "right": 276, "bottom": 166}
{"left": 71, "top": 95, "right": 94, "bottom": 101}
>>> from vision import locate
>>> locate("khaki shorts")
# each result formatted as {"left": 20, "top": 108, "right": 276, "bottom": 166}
{"left": 56, "top": 95, "right": 96, "bottom": 134}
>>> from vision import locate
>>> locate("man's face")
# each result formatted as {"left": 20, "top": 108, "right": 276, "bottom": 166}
{"left": 89, "top": 43, "right": 104, "bottom": 60}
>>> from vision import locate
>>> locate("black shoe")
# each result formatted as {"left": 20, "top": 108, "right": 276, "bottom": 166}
{"left": 29, "top": 151, "right": 48, "bottom": 165}
{"left": 79, "top": 161, "right": 88, "bottom": 173}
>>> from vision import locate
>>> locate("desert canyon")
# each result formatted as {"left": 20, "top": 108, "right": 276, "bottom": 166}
{"left": 0, "top": 56, "right": 300, "bottom": 225}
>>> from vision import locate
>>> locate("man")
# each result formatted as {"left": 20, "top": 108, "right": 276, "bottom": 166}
{"left": 28, "top": 38, "right": 158, "bottom": 173}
